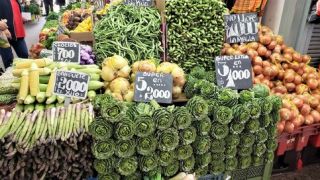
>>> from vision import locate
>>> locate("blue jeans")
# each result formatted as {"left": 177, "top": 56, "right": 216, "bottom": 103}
{"left": 0, "top": 38, "right": 28, "bottom": 69}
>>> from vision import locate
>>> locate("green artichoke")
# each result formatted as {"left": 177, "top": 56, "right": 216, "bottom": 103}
{"left": 256, "top": 128, "right": 268, "bottom": 143}
{"left": 159, "top": 150, "right": 175, "bottom": 166}
{"left": 196, "top": 152, "right": 212, "bottom": 168}
{"left": 270, "top": 95, "right": 282, "bottom": 111}
{"left": 245, "top": 118, "right": 260, "bottom": 133}
{"left": 246, "top": 99, "right": 261, "bottom": 119}
{"left": 162, "top": 161, "right": 179, "bottom": 177}
{"left": 115, "top": 140, "right": 136, "bottom": 158}
{"left": 180, "top": 126, "right": 197, "bottom": 145}
{"left": 217, "top": 88, "right": 239, "bottom": 107}
{"left": 200, "top": 81, "right": 218, "bottom": 99}
{"left": 135, "top": 114, "right": 155, "bottom": 138}
{"left": 194, "top": 166, "right": 209, "bottom": 178}
{"left": 190, "top": 66, "right": 206, "bottom": 79}
{"left": 232, "top": 104, "right": 250, "bottom": 124}
{"left": 153, "top": 108, "right": 173, "bottom": 130}
{"left": 212, "top": 152, "right": 225, "bottom": 161}
{"left": 238, "top": 156, "right": 252, "bottom": 169}
{"left": 184, "top": 76, "right": 198, "bottom": 99}
{"left": 181, "top": 155, "right": 195, "bottom": 172}
{"left": 266, "top": 151, "right": 275, "bottom": 162}
{"left": 101, "top": 100, "right": 126, "bottom": 123}
{"left": 117, "top": 157, "right": 138, "bottom": 176}
{"left": 93, "top": 94, "right": 115, "bottom": 110}
{"left": 187, "top": 96, "right": 208, "bottom": 119}
{"left": 239, "top": 89, "right": 254, "bottom": 103}
{"left": 123, "top": 173, "right": 142, "bottom": 180}
{"left": 193, "top": 136, "right": 211, "bottom": 155}
{"left": 238, "top": 146, "right": 253, "bottom": 157}
{"left": 253, "top": 143, "right": 266, "bottom": 157}
{"left": 214, "top": 106, "right": 233, "bottom": 125}
{"left": 205, "top": 70, "right": 216, "bottom": 83}
{"left": 92, "top": 140, "right": 115, "bottom": 159}
{"left": 267, "top": 125, "right": 277, "bottom": 139}
{"left": 173, "top": 107, "right": 192, "bottom": 130}
{"left": 225, "top": 134, "right": 240, "bottom": 147}
{"left": 240, "top": 134, "right": 255, "bottom": 147}
{"left": 260, "top": 114, "right": 271, "bottom": 128}
{"left": 251, "top": 84, "right": 269, "bottom": 98}
{"left": 93, "top": 157, "right": 115, "bottom": 174}
{"left": 271, "top": 110, "right": 280, "bottom": 124}
{"left": 89, "top": 120, "right": 113, "bottom": 140}
{"left": 252, "top": 156, "right": 264, "bottom": 166}
{"left": 115, "top": 120, "right": 135, "bottom": 140}
{"left": 140, "top": 154, "right": 158, "bottom": 172}
{"left": 261, "top": 97, "right": 273, "bottom": 115}
{"left": 98, "top": 172, "right": 120, "bottom": 180}
{"left": 225, "top": 145, "right": 237, "bottom": 158}
{"left": 211, "top": 122, "right": 229, "bottom": 139}
{"left": 126, "top": 102, "right": 138, "bottom": 121}
{"left": 137, "top": 136, "right": 157, "bottom": 156}
{"left": 225, "top": 158, "right": 238, "bottom": 171}
{"left": 195, "top": 116, "right": 212, "bottom": 136}
{"left": 158, "top": 128, "right": 179, "bottom": 151}
{"left": 210, "top": 160, "right": 225, "bottom": 174}
{"left": 230, "top": 121, "right": 245, "bottom": 135}
{"left": 266, "top": 139, "right": 278, "bottom": 152}
{"left": 207, "top": 99, "right": 219, "bottom": 117}
{"left": 211, "top": 139, "right": 225, "bottom": 153}
{"left": 177, "top": 145, "right": 193, "bottom": 160}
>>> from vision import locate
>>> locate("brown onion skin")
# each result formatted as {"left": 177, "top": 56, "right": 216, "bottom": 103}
{"left": 311, "top": 110, "right": 320, "bottom": 122}
{"left": 307, "top": 78, "right": 319, "bottom": 90}
{"left": 300, "top": 104, "right": 311, "bottom": 116}
{"left": 284, "top": 121, "right": 295, "bottom": 133}
{"left": 305, "top": 115, "right": 314, "bottom": 125}
{"left": 277, "top": 122, "right": 285, "bottom": 134}
{"left": 280, "top": 108, "right": 292, "bottom": 121}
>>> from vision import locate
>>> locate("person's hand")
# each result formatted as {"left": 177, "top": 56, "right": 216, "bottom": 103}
{"left": 0, "top": 21, "right": 8, "bottom": 31}
{"left": 4, "top": 29, "right": 11, "bottom": 39}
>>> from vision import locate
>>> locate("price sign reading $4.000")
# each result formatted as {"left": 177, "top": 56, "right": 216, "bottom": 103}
{"left": 215, "top": 55, "right": 253, "bottom": 90}
{"left": 53, "top": 70, "right": 90, "bottom": 99}
{"left": 52, "top": 42, "right": 80, "bottom": 63}
{"left": 134, "top": 72, "right": 173, "bottom": 104}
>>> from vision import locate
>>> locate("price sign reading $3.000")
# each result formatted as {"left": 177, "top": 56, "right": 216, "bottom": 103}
{"left": 52, "top": 42, "right": 80, "bottom": 63}
{"left": 134, "top": 72, "right": 173, "bottom": 104}
{"left": 53, "top": 70, "right": 90, "bottom": 99}
{"left": 215, "top": 55, "right": 253, "bottom": 90}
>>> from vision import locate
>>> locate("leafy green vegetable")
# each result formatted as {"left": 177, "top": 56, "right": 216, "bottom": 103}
{"left": 194, "top": 166, "right": 209, "bottom": 178}
{"left": 245, "top": 118, "right": 260, "bottom": 133}
{"left": 117, "top": 157, "right": 138, "bottom": 176}
{"left": 211, "top": 123, "right": 229, "bottom": 139}
{"left": 93, "top": 140, "right": 115, "bottom": 159}
{"left": 115, "top": 121, "right": 135, "bottom": 140}
{"left": 226, "top": 158, "right": 238, "bottom": 171}
{"left": 158, "top": 128, "right": 179, "bottom": 151}
{"left": 230, "top": 121, "right": 245, "bottom": 135}
{"left": 232, "top": 104, "right": 250, "bottom": 124}
{"left": 270, "top": 95, "right": 282, "bottom": 111}
{"left": 162, "top": 161, "right": 179, "bottom": 177}
{"left": 137, "top": 136, "right": 157, "bottom": 156}
{"left": 214, "top": 106, "right": 233, "bottom": 125}
{"left": 98, "top": 172, "right": 120, "bottom": 180}
{"left": 207, "top": 99, "right": 219, "bottom": 117}
{"left": 210, "top": 160, "right": 225, "bottom": 174}
{"left": 260, "top": 114, "right": 271, "bottom": 128}
{"left": 252, "top": 156, "right": 264, "bottom": 166}
{"left": 187, "top": 96, "right": 208, "bottom": 119}
{"left": 261, "top": 97, "right": 273, "bottom": 115}
{"left": 180, "top": 126, "right": 197, "bottom": 145}
{"left": 246, "top": 99, "right": 261, "bottom": 119}
{"left": 196, "top": 152, "right": 212, "bottom": 168}
{"left": 211, "top": 139, "right": 225, "bottom": 153}
{"left": 225, "top": 146, "right": 237, "bottom": 158}
{"left": 153, "top": 108, "right": 173, "bottom": 130}
{"left": 200, "top": 81, "right": 219, "bottom": 99}
{"left": 225, "top": 134, "right": 240, "bottom": 147}
{"left": 195, "top": 116, "right": 212, "bottom": 136}
{"left": 189, "top": 66, "right": 206, "bottom": 79}
{"left": 253, "top": 143, "right": 267, "bottom": 157}
{"left": 212, "top": 152, "right": 225, "bottom": 161}
{"left": 251, "top": 84, "right": 270, "bottom": 98}
{"left": 217, "top": 88, "right": 239, "bottom": 107}
{"left": 256, "top": 128, "right": 268, "bottom": 143}
{"left": 173, "top": 107, "right": 192, "bottom": 129}
{"left": 94, "top": 157, "right": 115, "bottom": 174}
{"left": 177, "top": 145, "right": 193, "bottom": 160}
{"left": 239, "top": 90, "right": 254, "bottom": 103}
{"left": 266, "top": 151, "right": 274, "bottom": 162}
{"left": 181, "top": 155, "right": 195, "bottom": 172}
{"left": 89, "top": 120, "right": 113, "bottom": 140}
{"left": 238, "top": 146, "right": 253, "bottom": 157}
{"left": 135, "top": 115, "right": 155, "bottom": 138}
{"left": 159, "top": 150, "right": 175, "bottom": 166}
{"left": 101, "top": 100, "right": 126, "bottom": 123}
{"left": 266, "top": 139, "right": 278, "bottom": 152}
{"left": 267, "top": 125, "right": 277, "bottom": 139}
{"left": 139, "top": 154, "right": 158, "bottom": 172}
{"left": 193, "top": 136, "right": 211, "bottom": 155}
{"left": 115, "top": 140, "right": 136, "bottom": 158}
{"left": 240, "top": 134, "right": 255, "bottom": 147}
{"left": 238, "top": 156, "right": 252, "bottom": 169}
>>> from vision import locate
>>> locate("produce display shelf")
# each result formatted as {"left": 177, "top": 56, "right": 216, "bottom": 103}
{"left": 277, "top": 124, "right": 320, "bottom": 156}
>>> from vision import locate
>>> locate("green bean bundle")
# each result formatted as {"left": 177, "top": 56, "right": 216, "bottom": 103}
{"left": 94, "top": 5, "right": 162, "bottom": 64}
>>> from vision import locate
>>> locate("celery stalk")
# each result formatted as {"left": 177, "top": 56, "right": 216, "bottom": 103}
{"left": 74, "top": 103, "right": 81, "bottom": 135}
{"left": 52, "top": 107, "right": 60, "bottom": 139}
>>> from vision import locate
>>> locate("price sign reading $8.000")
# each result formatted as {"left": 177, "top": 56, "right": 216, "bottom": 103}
{"left": 52, "top": 42, "right": 80, "bottom": 63}
{"left": 215, "top": 55, "right": 253, "bottom": 90}
{"left": 53, "top": 70, "right": 90, "bottom": 99}
{"left": 134, "top": 72, "right": 173, "bottom": 104}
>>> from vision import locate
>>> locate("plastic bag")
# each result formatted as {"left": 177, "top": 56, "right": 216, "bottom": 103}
{"left": 0, "top": 31, "right": 10, "bottom": 48}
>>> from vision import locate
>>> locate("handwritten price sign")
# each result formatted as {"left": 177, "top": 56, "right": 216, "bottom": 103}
{"left": 134, "top": 72, "right": 173, "bottom": 104}
{"left": 52, "top": 42, "right": 80, "bottom": 63}
{"left": 215, "top": 55, "right": 253, "bottom": 90}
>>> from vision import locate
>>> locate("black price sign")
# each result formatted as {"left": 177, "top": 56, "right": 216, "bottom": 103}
{"left": 134, "top": 72, "right": 173, "bottom": 104}
{"left": 52, "top": 42, "right": 80, "bottom": 63}
{"left": 224, "top": 13, "right": 259, "bottom": 44}
{"left": 215, "top": 55, "right": 253, "bottom": 90}
{"left": 124, "top": 0, "right": 153, "bottom": 6}
{"left": 53, "top": 70, "right": 90, "bottom": 99}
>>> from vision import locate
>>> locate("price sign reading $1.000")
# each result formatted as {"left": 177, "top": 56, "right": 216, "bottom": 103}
{"left": 134, "top": 72, "right": 173, "bottom": 104}
{"left": 53, "top": 70, "right": 90, "bottom": 99}
{"left": 52, "top": 42, "right": 80, "bottom": 63}
{"left": 215, "top": 55, "right": 253, "bottom": 90}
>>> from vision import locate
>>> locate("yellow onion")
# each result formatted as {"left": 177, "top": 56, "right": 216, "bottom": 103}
{"left": 173, "top": 86, "right": 182, "bottom": 98}
{"left": 101, "top": 66, "right": 116, "bottom": 82}
{"left": 124, "top": 90, "right": 134, "bottom": 102}
{"left": 109, "top": 77, "right": 130, "bottom": 95}
{"left": 117, "top": 65, "right": 131, "bottom": 78}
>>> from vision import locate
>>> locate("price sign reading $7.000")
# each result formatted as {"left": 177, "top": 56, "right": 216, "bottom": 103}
{"left": 52, "top": 42, "right": 80, "bottom": 63}
{"left": 134, "top": 72, "right": 173, "bottom": 104}
{"left": 215, "top": 55, "right": 253, "bottom": 90}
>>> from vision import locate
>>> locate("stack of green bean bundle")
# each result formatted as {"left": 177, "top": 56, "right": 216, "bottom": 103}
{"left": 93, "top": 4, "right": 162, "bottom": 65}
{"left": 166, "top": 0, "right": 227, "bottom": 72}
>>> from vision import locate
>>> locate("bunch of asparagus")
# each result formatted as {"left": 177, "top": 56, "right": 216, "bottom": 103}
{"left": 0, "top": 103, "right": 94, "bottom": 151}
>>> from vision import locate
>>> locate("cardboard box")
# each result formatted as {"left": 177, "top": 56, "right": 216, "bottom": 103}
{"left": 69, "top": 32, "right": 94, "bottom": 42}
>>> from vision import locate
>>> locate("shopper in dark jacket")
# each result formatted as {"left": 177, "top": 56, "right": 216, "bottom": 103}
{"left": 0, "top": 0, "right": 28, "bottom": 69}
{"left": 43, "top": 0, "right": 54, "bottom": 16}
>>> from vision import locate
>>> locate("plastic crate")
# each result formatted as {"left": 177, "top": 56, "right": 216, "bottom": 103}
{"left": 307, "top": 124, "right": 320, "bottom": 148}
{"left": 229, "top": 162, "right": 273, "bottom": 180}
{"left": 276, "top": 124, "right": 320, "bottom": 156}
{"left": 199, "top": 174, "right": 224, "bottom": 180}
